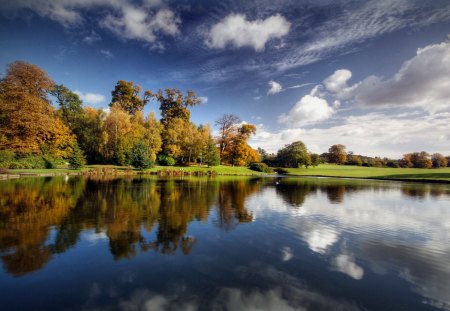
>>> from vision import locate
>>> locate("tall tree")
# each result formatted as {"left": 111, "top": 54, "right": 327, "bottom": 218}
{"left": 102, "top": 104, "right": 132, "bottom": 164}
{"left": 0, "top": 61, "right": 76, "bottom": 157}
{"left": 110, "top": 80, "right": 146, "bottom": 115}
{"left": 147, "top": 88, "right": 201, "bottom": 161}
{"left": 215, "top": 114, "right": 240, "bottom": 162}
{"left": 328, "top": 144, "right": 347, "bottom": 164}
{"left": 51, "top": 84, "right": 84, "bottom": 129}
{"left": 147, "top": 88, "right": 201, "bottom": 124}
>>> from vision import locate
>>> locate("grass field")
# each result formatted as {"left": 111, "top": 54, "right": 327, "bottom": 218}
{"left": 5, "top": 164, "right": 261, "bottom": 176}
{"left": 285, "top": 164, "right": 450, "bottom": 182}
{"left": 4, "top": 164, "right": 450, "bottom": 182}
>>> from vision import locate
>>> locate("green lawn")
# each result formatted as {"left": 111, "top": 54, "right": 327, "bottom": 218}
{"left": 5, "top": 164, "right": 261, "bottom": 176}
{"left": 286, "top": 164, "right": 450, "bottom": 182}
{"left": 5, "top": 164, "right": 450, "bottom": 182}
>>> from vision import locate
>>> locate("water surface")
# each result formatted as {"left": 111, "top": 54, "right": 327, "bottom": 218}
{"left": 0, "top": 176, "right": 449, "bottom": 310}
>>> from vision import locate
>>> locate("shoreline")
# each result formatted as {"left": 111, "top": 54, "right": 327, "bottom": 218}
{"left": 2, "top": 169, "right": 450, "bottom": 184}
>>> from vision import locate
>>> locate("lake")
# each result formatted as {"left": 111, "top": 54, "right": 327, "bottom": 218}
{"left": 0, "top": 176, "right": 449, "bottom": 311}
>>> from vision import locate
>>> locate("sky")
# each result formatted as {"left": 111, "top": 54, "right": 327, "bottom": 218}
{"left": 0, "top": 0, "right": 449, "bottom": 158}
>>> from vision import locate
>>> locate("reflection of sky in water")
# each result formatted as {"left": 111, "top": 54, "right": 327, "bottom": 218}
{"left": 0, "top": 177, "right": 449, "bottom": 310}
{"left": 246, "top": 183, "right": 450, "bottom": 310}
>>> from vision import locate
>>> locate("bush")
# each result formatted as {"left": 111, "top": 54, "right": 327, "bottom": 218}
{"left": 131, "top": 141, "right": 153, "bottom": 170}
{"left": 274, "top": 167, "right": 289, "bottom": 175}
{"left": 68, "top": 146, "right": 87, "bottom": 169}
{"left": 158, "top": 155, "right": 176, "bottom": 166}
{"left": 249, "top": 162, "right": 273, "bottom": 173}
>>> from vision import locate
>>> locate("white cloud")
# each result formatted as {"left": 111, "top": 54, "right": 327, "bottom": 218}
{"left": 199, "top": 96, "right": 208, "bottom": 104}
{"left": 5, "top": 0, "right": 179, "bottom": 46}
{"left": 250, "top": 112, "right": 450, "bottom": 158}
{"left": 323, "top": 69, "right": 352, "bottom": 95}
{"left": 74, "top": 90, "right": 106, "bottom": 105}
{"left": 100, "top": 49, "right": 113, "bottom": 59}
{"left": 350, "top": 39, "right": 450, "bottom": 114}
{"left": 100, "top": 6, "right": 180, "bottom": 45}
{"left": 267, "top": 81, "right": 312, "bottom": 95}
{"left": 205, "top": 14, "right": 290, "bottom": 51}
{"left": 278, "top": 94, "right": 335, "bottom": 127}
{"left": 267, "top": 80, "right": 282, "bottom": 95}
{"left": 275, "top": 1, "right": 450, "bottom": 71}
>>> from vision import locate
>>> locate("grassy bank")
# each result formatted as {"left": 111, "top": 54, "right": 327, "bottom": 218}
{"left": 285, "top": 164, "right": 450, "bottom": 182}
{"left": 2, "top": 164, "right": 261, "bottom": 177}
{"left": 3, "top": 164, "right": 450, "bottom": 183}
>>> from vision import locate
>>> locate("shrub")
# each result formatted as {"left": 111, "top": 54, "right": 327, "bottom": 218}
{"left": 249, "top": 162, "right": 273, "bottom": 173}
{"left": 158, "top": 155, "right": 176, "bottom": 166}
{"left": 68, "top": 146, "right": 87, "bottom": 169}
{"left": 131, "top": 141, "right": 153, "bottom": 170}
{"left": 274, "top": 167, "right": 289, "bottom": 175}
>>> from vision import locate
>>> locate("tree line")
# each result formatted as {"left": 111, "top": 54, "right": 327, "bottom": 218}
{"left": 0, "top": 61, "right": 259, "bottom": 169}
{"left": 1, "top": 61, "right": 448, "bottom": 171}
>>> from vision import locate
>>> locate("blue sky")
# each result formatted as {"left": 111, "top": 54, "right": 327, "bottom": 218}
{"left": 1, "top": 0, "right": 450, "bottom": 157}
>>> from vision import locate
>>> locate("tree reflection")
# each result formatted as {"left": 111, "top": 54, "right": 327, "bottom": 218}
{"left": 215, "top": 178, "right": 259, "bottom": 230}
{"left": 3, "top": 176, "right": 448, "bottom": 276}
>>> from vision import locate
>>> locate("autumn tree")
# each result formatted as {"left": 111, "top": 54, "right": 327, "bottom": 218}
{"left": 110, "top": 80, "right": 146, "bottom": 115}
{"left": 401, "top": 152, "right": 432, "bottom": 168}
{"left": 229, "top": 124, "right": 260, "bottom": 166}
{"left": 431, "top": 153, "right": 447, "bottom": 168}
{"left": 328, "top": 144, "right": 347, "bottom": 164}
{"left": 215, "top": 114, "right": 241, "bottom": 162}
{"left": 0, "top": 61, "right": 76, "bottom": 158}
{"left": 80, "top": 107, "right": 106, "bottom": 163}
{"left": 147, "top": 88, "right": 201, "bottom": 162}
{"left": 102, "top": 104, "right": 132, "bottom": 164}
{"left": 277, "top": 141, "right": 311, "bottom": 168}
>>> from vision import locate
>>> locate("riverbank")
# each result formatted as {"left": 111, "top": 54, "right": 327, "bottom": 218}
{"left": 285, "top": 164, "right": 450, "bottom": 183}
{"left": 1, "top": 164, "right": 450, "bottom": 183}
{"left": 0, "top": 164, "right": 262, "bottom": 179}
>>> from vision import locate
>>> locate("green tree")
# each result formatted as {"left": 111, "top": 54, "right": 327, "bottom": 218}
{"left": 147, "top": 88, "right": 201, "bottom": 162}
{"left": 204, "top": 136, "right": 220, "bottom": 167}
{"left": 51, "top": 84, "right": 84, "bottom": 130}
{"left": 131, "top": 140, "right": 153, "bottom": 169}
{"left": 310, "top": 153, "right": 321, "bottom": 166}
{"left": 110, "top": 80, "right": 146, "bottom": 115}
{"left": 328, "top": 144, "right": 347, "bottom": 164}
{"left": 277, "top": 141, "right": 311, "bottom": 168}
{"left": 68, "top": 145, "right": 86, "bottom": 169}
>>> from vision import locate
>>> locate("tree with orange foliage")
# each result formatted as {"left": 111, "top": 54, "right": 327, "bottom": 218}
{"left": 0, "top": 61, "right": 76, "bottom": 158}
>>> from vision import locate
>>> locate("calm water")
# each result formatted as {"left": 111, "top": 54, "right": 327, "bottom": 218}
{"left": 0, "top": 176, "right": 449, "bottom": 311}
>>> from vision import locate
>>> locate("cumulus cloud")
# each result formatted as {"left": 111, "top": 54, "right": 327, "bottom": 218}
{"left": 205, "top": 14, "right": 290, "bottom": 51}
{"left": 323, "top": 69, "right": 352, "bottom": 96}
{"left": 250, "top": 112, "right": 450, "bottom": 158}
{"left": 100, "top": 6, "right": 180, "bottom": 45}
{"left": 322, "top": 38, "right": 450, "bottom": 114}
{"left": 278, "top": 94, "right": 335, "bottom": 127}
{"left": 74, "top": 90, "right": 106, "bottom": 105}
{"left": 351, "top": 39, "right": 450, "bottom": 114}
{"left": 267, "top": 80, "right": 282, "bottom": 95}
